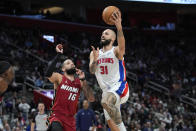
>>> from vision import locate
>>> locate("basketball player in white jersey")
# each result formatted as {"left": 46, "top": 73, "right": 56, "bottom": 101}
{"left": 89, "top": 10, "right": 129, "bottom": 131}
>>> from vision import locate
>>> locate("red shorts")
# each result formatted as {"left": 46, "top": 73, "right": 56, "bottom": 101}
{"left": 49, "top": 113, "right": 76, "bottom": 131}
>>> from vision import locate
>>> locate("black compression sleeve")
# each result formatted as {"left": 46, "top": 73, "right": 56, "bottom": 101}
{"left": 45, "top": 53, "right": 61, "bottom": 77}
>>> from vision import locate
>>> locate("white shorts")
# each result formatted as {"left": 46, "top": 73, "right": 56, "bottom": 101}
{"left": 102, "top": 82, "right": 129, "bottom": 121}
{"left": 102, "top": 81, "right": 129, "bottom": 106}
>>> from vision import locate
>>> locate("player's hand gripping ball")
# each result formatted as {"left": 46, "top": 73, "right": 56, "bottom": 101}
{"left": 102, "top": 6, "right": 121, "bottom": 25}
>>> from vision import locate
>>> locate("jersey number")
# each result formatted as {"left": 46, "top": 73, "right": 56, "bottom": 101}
{"left": 100, "top": 66, "right": 108, "bottom": 74}
{"left": 68, "top": 93, "right": 76, "bottom": 101}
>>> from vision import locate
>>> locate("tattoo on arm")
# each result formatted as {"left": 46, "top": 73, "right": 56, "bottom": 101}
{"left": 117, "top": 29, "right": 124, "bottom": 37}
{"left": 82, "top": 80, "right": 94, "bottom": 100}
{"left": 89, "top": 61, "right": 97, "bottom": 74}
{"left": 102, "top": 93, "right": 122, "bottom": 124}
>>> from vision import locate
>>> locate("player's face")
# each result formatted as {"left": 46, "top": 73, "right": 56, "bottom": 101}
{"left": 100, "top": 29, "right": 112, "bottom": 46}
{"left": 38, "top": 103, "right": 45, "bottom": 112}
{"left": 63, "top": 59, "right": 75, "bottom": 70}
{"left": 62, "top": 59, "right": 76, "bottom": 75}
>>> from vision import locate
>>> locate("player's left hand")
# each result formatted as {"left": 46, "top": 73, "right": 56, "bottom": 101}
{"left": 110, "top": 10, "right": 122, "bottom": 30}
{"left": 76, "top": 68, "right": 85, "bottom": 80}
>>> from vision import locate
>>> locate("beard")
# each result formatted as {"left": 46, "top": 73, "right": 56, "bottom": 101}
{"left": 100, "top": 39, "right": 111, "bottom": 46}
{"left": 66, "top": 68, "right": 76, "bottom": 75}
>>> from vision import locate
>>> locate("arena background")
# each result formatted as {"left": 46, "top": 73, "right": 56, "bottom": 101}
{"left": 0, "top": 0, "right": 196, "bottom": 130}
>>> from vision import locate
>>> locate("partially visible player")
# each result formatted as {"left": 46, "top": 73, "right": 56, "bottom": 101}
{"left": 46, "top": 44, "right": 95, "bottom": 131}
{"left": 0, "top": 61, "right": 14, "bottom": 101}
{"left": 89, "top": 10, "right": 129, "bottom": 131}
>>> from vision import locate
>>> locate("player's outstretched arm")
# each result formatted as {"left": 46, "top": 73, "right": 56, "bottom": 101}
{"left": 110, "top": 11, "right": 125, "bottom": 60}
{"left": 76, "top": 69, "right": 95, "bottom": 102}
{"left": 45, "top": 44, "right": 63, "bottom": 85}
{"left": 89, "top": 46, "right": 99, "bottom": 74}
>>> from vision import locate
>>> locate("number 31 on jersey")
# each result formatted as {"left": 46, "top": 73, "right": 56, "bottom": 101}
{"left": 100, "top": 66, "right": 108, "bottom": 74}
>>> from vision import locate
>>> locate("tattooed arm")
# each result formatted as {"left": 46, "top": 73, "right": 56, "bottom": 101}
{"left": 76, "top": 69, "right": 95, "bottom": 102}
{"left": 81, "top": 80, "right": 95, "bottom": 102}
{"left": 110, "top": 10, "right": 125, "bottom": 60}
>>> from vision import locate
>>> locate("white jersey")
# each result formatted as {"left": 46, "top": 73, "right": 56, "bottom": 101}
{"left": 95, "top": 47, "right": 127, "bottom": 94}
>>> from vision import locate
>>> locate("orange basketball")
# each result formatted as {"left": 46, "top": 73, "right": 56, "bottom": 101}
{"left": 57, "top": 44, "right": 63, "bottom": 50}
{"left": 102, "top": 6, "right": 120, "bottom": 25}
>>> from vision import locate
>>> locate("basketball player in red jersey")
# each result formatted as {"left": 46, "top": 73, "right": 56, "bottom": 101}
{"left": 45, "top": 44, "right": 95, "bottom": 131}
{"left": 0, "top": 61, "right": 14, "bottom": 101}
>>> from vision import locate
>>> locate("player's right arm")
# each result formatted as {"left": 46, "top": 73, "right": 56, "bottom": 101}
{"left": 45, "top": 44, "right": 63, "bottom": 87}
{"left": 89, "top": 46, "right": 99, "bottom": 74}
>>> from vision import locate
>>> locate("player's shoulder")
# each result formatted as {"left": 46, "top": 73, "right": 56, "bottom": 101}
{"left": 74, "top": 77, "right": 81, "bottom": 83}
{"left": 51, "top": 72, "right": 62, "bottom": 81}
{"left": 53, "top": 72, "right": 62, "bottom": 76}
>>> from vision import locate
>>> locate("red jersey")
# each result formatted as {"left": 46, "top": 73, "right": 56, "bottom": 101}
{"left": 0, "top": 96, "right": 2, "bottom": 102}
{"left": 52, "top": 75, "right": 82, "bottom": 116}
{"left": 48, "top": 75, "right": 82, "bottom": 130}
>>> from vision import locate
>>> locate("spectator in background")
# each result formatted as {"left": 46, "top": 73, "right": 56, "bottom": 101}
{"left": 3, "top": 120, "right": 11, "bottom": 131}
{"left": 142, "top": 121, "right": 154, "bottom": 131}
{"left": 35, "top": 76, "right": 44, "bottom": 87}
{"left": 76, "top": 100, "right": 97, "bottom": 131}
{"left": 31, "top": 102, "right": 48, "bottom": 131}
{"left": 18, "top": 97, "right": 30, "bottom": 121}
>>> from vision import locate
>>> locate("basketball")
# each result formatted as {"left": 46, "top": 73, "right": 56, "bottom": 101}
{"left": 57, "top": 44, "right": 63, "bottom": 49}
{"left": 102, "top": 6, "right": 120, "bottom": 25}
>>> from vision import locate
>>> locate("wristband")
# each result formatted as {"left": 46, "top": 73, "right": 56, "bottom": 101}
{"left": 79, "top": 78, "right": 86, "bottom": 81}
{"left": 92, "top": 61, "right": 97, "bottom": 65}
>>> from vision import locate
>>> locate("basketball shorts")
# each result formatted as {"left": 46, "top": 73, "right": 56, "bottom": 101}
{"left": 48, "top": 113, "right": 76, "bottom": 131}
{"left": 102, "top": 81, "right": 129, "bottom": 105}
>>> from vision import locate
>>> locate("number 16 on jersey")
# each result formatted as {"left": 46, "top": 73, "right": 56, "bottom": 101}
{"left": 68, "top": 93, "right": 76, "bottom": 101}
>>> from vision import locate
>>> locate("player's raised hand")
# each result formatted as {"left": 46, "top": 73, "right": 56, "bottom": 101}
{"left": 91, "top": 46, "right": 99, "bottom": 62}
{"left": 110, "top": 10, "right": 122, "bottom": 30}
{"left": 56, "top": 44, "right": 63, "bottom": 54}
{"left": 76, "top": 68, "right": 85, "bottom": 80}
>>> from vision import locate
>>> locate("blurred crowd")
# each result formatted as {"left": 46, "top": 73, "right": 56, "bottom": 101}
{"left": 0, "top": 22, "right": 196, "bottom": 131}
{"left": 125, "top": 30, "right": 196, "bottom": 100}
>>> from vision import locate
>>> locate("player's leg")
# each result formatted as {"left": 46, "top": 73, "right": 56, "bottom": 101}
{"left": 104, "top": 109, "right": 120, "bottom": 131}
{"left": 47, "top": 121, "right": 63, "bottom": 131}
{"left": 115, "top": 104, "right": 126, "bottom": 131}
{"left": 104, "top": 104, "right": 126, "bottom": 131}
{"left": 101, "top": 92, "right": 125, "bottom": 131}
{"left": 115, "top": 88, "right": 129, "bottom": 131}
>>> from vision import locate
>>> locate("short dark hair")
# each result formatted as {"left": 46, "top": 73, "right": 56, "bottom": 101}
{"left": 38, "top": 102, "right": 45, "bottom": 105}
{"left": 0, "top": 61, "right": 11, "bottom": 74}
